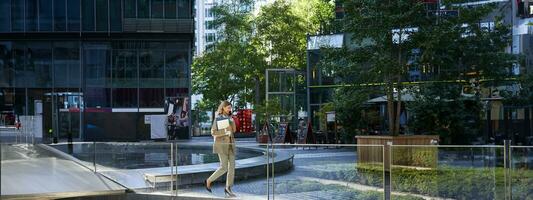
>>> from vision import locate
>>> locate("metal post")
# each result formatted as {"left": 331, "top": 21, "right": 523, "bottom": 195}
{"left": 175, "top": 142, "right": 179, "bottom": 197}
{"left": 93, "top": 141, "right": 96, "bottom": 172}
{"left": 272, "top": 143, "right": 275, "bottom": 200}
{"left": 170, "top": 142, "right": 174, "bottom": 193}
{"left": 503, "top": 140, "right": 511, "bottom": 200}
{"left": 266, "top": 142, "right": 270, "bottom": 200}
{"left": 385, "top": 142, "right": 392, "bottom": 200}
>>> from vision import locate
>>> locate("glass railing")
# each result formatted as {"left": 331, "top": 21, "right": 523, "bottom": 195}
{"left": 390, "top": 145, "right": 505, "bottom": 200}
{"left": 510, "top": 146, "right": 533, "bottom": 200}
{"left": 171, "top": 142, "right": 270, "bottom": 199}
{"left": 4, "top": 138, "right": 533, "bottom": 200}
{"left": 93, "top": 142, "right": 175, "bottom": 194}
{"left": 267, "top": 144, "right": 387, "bottom": 200}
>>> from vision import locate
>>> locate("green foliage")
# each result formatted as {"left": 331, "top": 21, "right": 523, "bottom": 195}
{"left": 503, "top": 73, "right": 533, "bottom": 106}
{"left": 193, "top": 0, "right": 335, "bottom": 111}
{"left": 407, "top": 84, "right": 483, "bottom": 144}
{"left": 354, "top": 164, "right": 532, "bottom": 200}
{"left": 319, "top": 0, "right": 518, "bottom": 138}
{"left": 291, "top": 0, "right": 336, "bottom": 34}
{"left": 255, "top": 0, "right": 307, "bottom": 70}
{"left": 331, "top": 87, "right": 376, "bottom": 141}
{"left": 253, "top": 98, "right": 285, "bottom": 125}
{"left": 273, "top": 179, "right": 423, "bottom": 200}
{"left": 392, "top": 147, "right": 438, "bottom": 168}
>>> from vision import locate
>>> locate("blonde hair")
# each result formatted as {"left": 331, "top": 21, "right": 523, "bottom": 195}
{"left": 216, "top": 100, "right": 232, "bottom": 116}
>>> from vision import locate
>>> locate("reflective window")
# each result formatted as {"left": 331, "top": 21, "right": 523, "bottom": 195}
{"left": 13, "top": 42, "right": 25, "bottom": 87}
{"left": 54, "top": 42, "right": 80, "bottom": 88}
{"left": 27, "top": 42, "right": 53, "bottom": 88}
{"left": 39, "top": 0, "right": 53, "bottom": 31}
{"left": 139, "top": 49, "right": 164, "bottom": 107}
{"left": 0, "top": 1, "right": 10, "bottom": 32}
{"left": 177, "top": 0, "right": 190, "bottom": 19}
{"left": 140, "top": 88, "right": 164, "bottom": 107}
{"left": 26, "top": 0, "right": 38, "bottom": 31}
{"left": 165, "top": 0, "right": 177, "bottom": 19}
{"left": 205, "top": 21, "right": 215, "bottom": 30}
{"left": 112, "top": 49, "right": 138, "bottom": 107}
{"left": 110, "top": 0, "right": 121, "bottom": 31}
{"left": 96, "top": 0, "right": 108, "bottom": 31}
{"left": 165, "top": 50, "right": 188, "bottom": 88}
{"left": 67, "top": 0, "right": 80, "bottom": 31}
{"left": 82, "top": 0, "right": 95, "bottom": 31}
{"left": 206, "top": 33, "right": 216, "bottom": 42}
{"left": 0, "top": 42, "right": 13, "bottom": 87}
{"left": 152, "top": 0, "right": 163, "bottom": 18}
{"left": 84, "top": 44, "right": 111, "bottom": 107}
{"left": 54, "top": 0, "right": 67, "bottom": 31}
{"left": 138, "top": 0, "right": 149, "bottom": 18}
{"left": 12, "top": 0, "right": 24, "bottom": 31}
{"left": 124, "top": 0, "right": 136, "bottom": 18}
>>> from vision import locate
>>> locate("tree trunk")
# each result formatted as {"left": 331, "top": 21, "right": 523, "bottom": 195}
{"left": 255, "top": 76, "right": 261, "bottom": 133}
{"left": 387, "top": 82, "right": 395, "bottom": 135}
{"left": 394, "top": 76, "right": 402, "bottom": 136}
{"left": 394, "top": 29, "right": 403, "bottom": 136}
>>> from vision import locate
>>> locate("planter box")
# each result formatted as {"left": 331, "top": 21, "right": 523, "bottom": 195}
{"left": 257, "top": 134, "right": 269, "bottom": 144}
{"left": 355, "top": 135, "right": 439, "bottom": 170}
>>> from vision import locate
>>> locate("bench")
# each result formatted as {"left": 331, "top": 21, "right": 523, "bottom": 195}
{"left": 144, "top": 173, "right": 176, "bottom": 190}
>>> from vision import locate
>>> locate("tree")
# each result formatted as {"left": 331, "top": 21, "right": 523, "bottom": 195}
{"left": 192, "top": 0, "right": 266, "bottom": 116}
{"left": 255, "top": 0, "right": 308, "bottom": 70}
{"left": 338, "top": 0, "right": 427, "bottom": 135}
{"left": 193, "top": 0, "right": 335, "bottom": 120}
{"left": 320, "top": 0, "right": 517, "bottom": 138}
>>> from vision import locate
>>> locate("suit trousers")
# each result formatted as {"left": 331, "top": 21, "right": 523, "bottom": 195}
{"left": 207, "top": 152, "right": 235, "bottom": 187}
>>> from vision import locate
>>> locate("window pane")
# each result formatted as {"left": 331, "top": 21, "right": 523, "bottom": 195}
{"left": 39, "top": 0, "right": 53, "bottom": 31}
{"left": 151, "top": 0, "right": 163, "bottom": 18}
{"left": 177, "top": 0, "right": 190, "bottom": 19}
{"left": 82, "top": 0, "right": 95, "bottom": 31}
{"left": 138, "top": 0, "right": 149, "bottom": 18}
{"left": 67, "top": 0, "right": 80, "bottom": 31}
{"left": 12, "top": 0, "right": 24, "bottom": 31}
{"left": 139, "top": 88, "right": 164, "bottom": 107}
{"left": 0, "top": 42, "right": 13, "bottom": 87}
{"left": 27, "top": 42, "right": 53, "bottom": 88}
{"left": 124, "top": 0, "right": 135, "bottom": 18}
{"left": 84, "top": 44, "right": 111, "bottom": 108}
{"left": 54, "top": 0, "right": 67, "bottom": 31}
{"left": 0, "top": 1, "right": 10, "bottom": 32}
{"left": 165, "top": 50, "right": 188, "bottom": 88}
{"left": 26, "top": 0, "right": 38, "bottom": 31}
{"left": 96, "top": 0, "right": 108, "bottom": 31}
{"left": 112, "top": 50, "right": 138, "bottom": 107}
{"left": 54, "top": 42, "right": 80, "bottom": 88}
{"left": 165, "top": 0, "right": 176, "bottom": 19}
{"left": 139, "top": 50, "right": 164, "bottom": 81}
{"left": 110, "top": 0, "right": 121, "bottom": 31}
{"left": 13, "top": 42, "right": 25, "bottom": 87}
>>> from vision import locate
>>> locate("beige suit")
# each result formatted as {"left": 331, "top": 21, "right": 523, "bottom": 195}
{"left": 207, "top": 115, "right": 236, "bottom": 187}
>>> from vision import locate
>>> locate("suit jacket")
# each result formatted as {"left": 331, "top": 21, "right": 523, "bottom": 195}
{"left": 211, "top": 115, "right": 236, "bottom": 155}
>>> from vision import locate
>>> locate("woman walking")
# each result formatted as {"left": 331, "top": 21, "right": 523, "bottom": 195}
{"left": 205, "top": 100, "right": 237, "bottom": 197}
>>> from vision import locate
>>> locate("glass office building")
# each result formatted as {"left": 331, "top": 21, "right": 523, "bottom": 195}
{"left": 0, "top": 0, "right": 193, "bottom": 141}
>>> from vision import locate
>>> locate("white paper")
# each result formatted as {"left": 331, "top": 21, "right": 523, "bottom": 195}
{"left": 150, "top": 115, "right": 167, "bottom": 139}
{"left": 217, "top": 119, "right": 230, "bottom": 130}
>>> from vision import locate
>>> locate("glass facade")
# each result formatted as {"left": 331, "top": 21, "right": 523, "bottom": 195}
{"left": 1, "top": 0, "right": 193, "bottom": 141}
{"left": 0, "top": 41, "right": 191, "bottom": 141}
{"left": 67, "top": 0, "right": 81, "bottom": 31}
{"left": 1, "top": 0, "right": 193, "bottom": 33}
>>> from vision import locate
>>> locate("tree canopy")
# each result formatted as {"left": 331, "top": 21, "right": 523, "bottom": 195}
{"left": 192, "top": 0, "right": 335, "bottom": 115}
